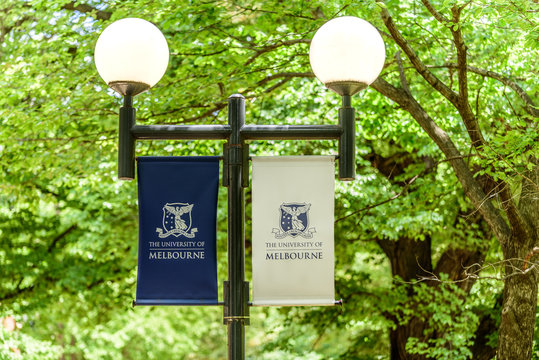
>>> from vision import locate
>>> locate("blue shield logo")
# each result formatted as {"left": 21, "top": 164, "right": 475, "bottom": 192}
{"left": 156, "top": 203, "right": 198, "bottom": 238}
{"left": 272, "top": 202, "right": 316, "bottom": 239}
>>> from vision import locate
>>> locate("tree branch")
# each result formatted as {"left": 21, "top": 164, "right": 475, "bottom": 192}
{"left": 371, "top": 77, "right": 511, "bottom": 244}
{"left": 47, "top": 225, "right": 77, "bottom": 252}
{"left": 449, "top": 5, "right": 485, "bottom": 148}
{"left": 409, "top": 257, "right": 539, "bottom": 283}
{"left": 232, "top": 4, "right": 317, "bottom": 21}
{"left": 381, "top": 2, "right": 487, "bottom": 149}
{"left": 243, "top": 39, "right": 310, "bottom": 67}
{"left": 377, "top": 3, "right": 460, "bottom": 107}
{"left": 434, "top": 247, "right": 485, "bottom": 291}
{"left": 257, "top": 72, "right": 314, "bottom": 87}
{"left": 0, "top": 5, "right": 33, "bottom": 45}
{"left": 396, "top": 51, "right": 412, "bottom": 96}
{"left": 522, "top": 248, "right": 539, "bottom": 270}
{"left": 263, "top": 78, "right": 292, "bottom": 93}
{"left": 62, "top": 2, "right": 112, "bottom": 21}
{"left": 443, "top": 63, "right": 539, "bottom": 118}
{"left": 337, "top": 154, "right": 477, "bottom": 222}
{"left": 420, "top": 0, "right": 450, "bottom": 23}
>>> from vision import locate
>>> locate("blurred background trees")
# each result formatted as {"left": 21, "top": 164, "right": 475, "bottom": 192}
{"left": 0, "top": 0, "right": 537, "bottom": 358}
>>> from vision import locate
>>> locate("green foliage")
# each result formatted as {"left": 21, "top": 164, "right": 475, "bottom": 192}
{"left": 0, "top": 0, "right": 536, "bottom": 358}
{"left": 400, "top": 277, "right": 479, "bottom": 360}
{"left": 0, "top": 318, "right": 61, "bottom": 360}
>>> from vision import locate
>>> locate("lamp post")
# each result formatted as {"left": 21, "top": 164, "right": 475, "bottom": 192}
{"left": 95, "top": 15, "right": 384, "bottom": 360}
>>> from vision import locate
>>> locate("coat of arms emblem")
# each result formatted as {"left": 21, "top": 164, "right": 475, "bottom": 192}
{"left": 156, "top": 203, "right": 198, "bottom": 238}
{"left": 272, "top": 202, "right": 316, "bottom": 239}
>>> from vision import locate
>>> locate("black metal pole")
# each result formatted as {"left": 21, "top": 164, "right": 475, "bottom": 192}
{"left": 118, "top": 95, "right": 136, "bottom": 180}
{"left": 338, "top": 95, "right": 355, "bottom": 180}
{"left": 225, "top": 94, "right": 248, "bottom": 360}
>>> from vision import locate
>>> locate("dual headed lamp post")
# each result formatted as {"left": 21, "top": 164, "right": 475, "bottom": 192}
{"left": 95, "top": 15, "right": 384, "bottom": 360}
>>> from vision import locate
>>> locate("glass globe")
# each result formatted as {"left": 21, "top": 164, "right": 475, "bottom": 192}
{"left": 94, "top": 18, "right": 169, "bottom": 96}
{"left": 309, "top": 16, "right": 385, "bottom": 96}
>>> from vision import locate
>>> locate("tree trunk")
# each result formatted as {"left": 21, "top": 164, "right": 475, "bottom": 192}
{"left": 498, "top": 161, "right": 539, "bottom": 360}
{"left": 470, "top": 295, "right": 501, "bottom": 360}
{"left": 379, "top": 236, "right": 433, "bottom": 359}
{"left": 379, "top": 233, "right": 490, "bottom": 359}
{"left": 497, "top": 267, "right": 538, "bottom": 359}
{"left": 389, "top": 317, "right": 429, "bottom": 360}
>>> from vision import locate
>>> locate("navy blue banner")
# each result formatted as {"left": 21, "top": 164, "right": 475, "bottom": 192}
{"left": 136, "top": 156, "right": 219, "bottom": 305}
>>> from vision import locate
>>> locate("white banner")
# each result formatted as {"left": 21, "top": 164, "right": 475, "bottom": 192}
{"left": 252, "top": 156, "right": 335, "bottom": 306}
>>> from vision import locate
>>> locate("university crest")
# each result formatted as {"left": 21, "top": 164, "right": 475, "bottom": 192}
{"left": 272, "top": 202, "right": 316, "bottom": 239}
{"left": 156, "top": 203, "right": 198, "bottom": 238}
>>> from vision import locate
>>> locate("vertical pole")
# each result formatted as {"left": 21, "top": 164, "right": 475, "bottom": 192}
{"left": 225, "top": 94, "right": 248, "bottom": 360}
{"left": 338, "top": 95, "right": 355, "bottom": 180}
{"left": 119, "top": 95, "right": 136, "bottom": 180}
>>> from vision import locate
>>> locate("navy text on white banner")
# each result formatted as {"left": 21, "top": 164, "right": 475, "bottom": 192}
{"left": 252, "top": 156, "right": 335, "bottom": 306}
{"left": 136, "top": 156, "right": 219, "bottom": 305}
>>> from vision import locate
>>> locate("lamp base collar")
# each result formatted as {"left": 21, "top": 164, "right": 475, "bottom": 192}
{"left": 108, "top": 81, "right": 151, "bottom": 96}
{"left": 325, "top": 81, "right": 368, "bottom": 96}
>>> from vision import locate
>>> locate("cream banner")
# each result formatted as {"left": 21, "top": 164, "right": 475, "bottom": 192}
{"left": 252, "top": 156, "right": 335, "bottom": 306}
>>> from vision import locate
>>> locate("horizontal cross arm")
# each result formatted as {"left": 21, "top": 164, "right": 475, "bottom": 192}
{"left": 131, "top": 124, "right": 232, "bottom": 140}
{"left": 241, "top": 124, "right": 342, "bottom": 140}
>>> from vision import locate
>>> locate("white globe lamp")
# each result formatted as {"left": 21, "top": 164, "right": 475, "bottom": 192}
{"left": 94, "top": 18, "right": 169, "bottom": 96}
{"left": 309, "top": 16, "right": 385, "bottom": 96}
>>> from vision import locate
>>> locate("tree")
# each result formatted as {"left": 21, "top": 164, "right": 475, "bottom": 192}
{"left": 370, "top": 1, "right": 538, "bottom": 358}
